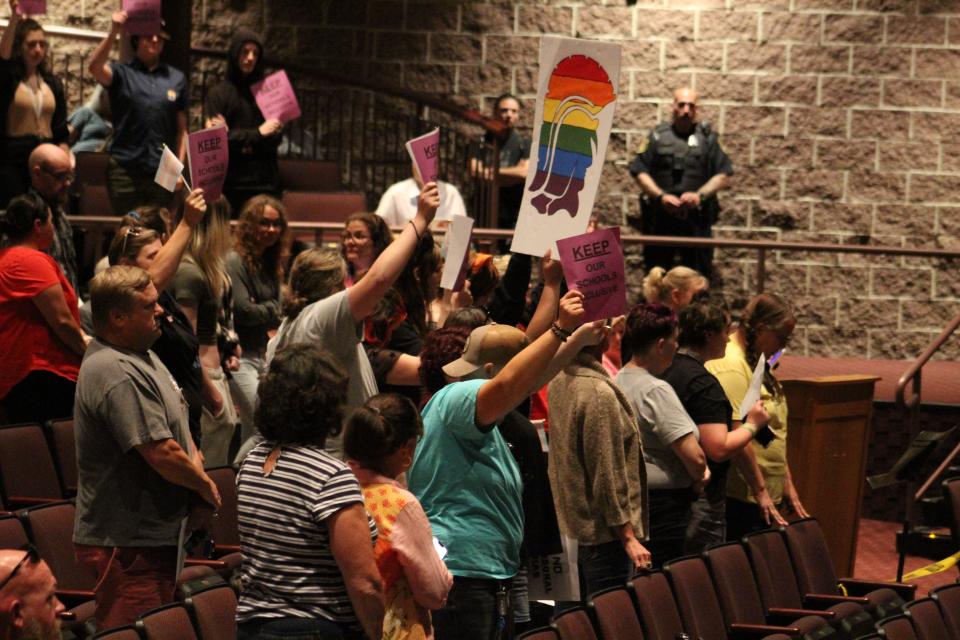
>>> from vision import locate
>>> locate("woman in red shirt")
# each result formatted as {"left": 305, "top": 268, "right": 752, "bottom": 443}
{"left": 0, "top": 192, "right": 85, "bottom": 422}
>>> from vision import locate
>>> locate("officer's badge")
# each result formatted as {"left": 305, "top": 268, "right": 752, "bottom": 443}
{"left": 688, "top": 134, "right": 698, "bottom": 147}
{"left": 167, "top": 89, "right": 177, "bottom": 102}
{"left": 637, "top": 136, "right": 649, "bottom": 154}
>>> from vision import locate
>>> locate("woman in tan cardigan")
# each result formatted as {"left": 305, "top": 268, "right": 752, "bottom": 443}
{"left": 546, "top": 324, "right": 651, "bottom": 598}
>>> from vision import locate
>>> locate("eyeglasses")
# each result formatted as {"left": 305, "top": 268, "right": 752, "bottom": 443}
{"left": 0, "top": 544, "right": 40, "bottom": 592}
{"left": 341, "top": 230, "right": 370, "bottom": 242}
{"left": 41, "top": 165, "right": 75, "bottom": 183}
{"left": 119, "top": 225, "right": 143, "bottom": 259}
{"left": 258, "top": 219, "right": 283, "bottom": 229}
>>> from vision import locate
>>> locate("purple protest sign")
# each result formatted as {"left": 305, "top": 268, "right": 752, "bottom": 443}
{"left": 16, "top": 0, "right": 45, "bottom": 16}
{"left": 556, "top": 226, "right": 626, "bottom": 323}
{"left": 186, "top": 126, "right": 229, "bottom": 202}
{"left": 405, "top": 128, "right": 439, "bottom": 185}
{"left": 251, "top": 70, "right": 301, "bottom": 124}
{"left": 122, "top": 0, "right": 162, "bottom": 36}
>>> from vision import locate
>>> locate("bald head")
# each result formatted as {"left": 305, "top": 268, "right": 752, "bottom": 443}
{"left": 671, "top": 86, "right": 698, "bottom": 135}
{"left": 28, "top": 144, "right": 73, "bottom": 204}
{"left": 0, "top": 549, "right": 63, "bottom": 640}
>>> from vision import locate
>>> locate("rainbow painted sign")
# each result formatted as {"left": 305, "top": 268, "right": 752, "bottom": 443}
{"left": 512, "top": 37, "right": 621, "bottom": 257}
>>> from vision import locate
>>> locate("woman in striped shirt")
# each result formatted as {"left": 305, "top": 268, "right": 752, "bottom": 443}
{"left": 236, "top": 343, "right": 385, "bottom": 640}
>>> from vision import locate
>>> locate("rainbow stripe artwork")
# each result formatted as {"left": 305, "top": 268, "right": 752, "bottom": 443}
{"left": 528, "top": 55, "right": 616, "bottom": 217}
{"left": 512, "top": 36, "right": 621, "bottom": 258}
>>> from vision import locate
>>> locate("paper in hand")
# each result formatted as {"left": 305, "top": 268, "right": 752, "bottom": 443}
{"left": 439, "top": 215, "right": 473, "bottom": 292}
{"left": 740, "top": 354, "right": 766, "bottom": 421}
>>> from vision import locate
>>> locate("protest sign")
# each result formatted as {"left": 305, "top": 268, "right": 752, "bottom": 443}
{"left": 122, "top": 0, "right": 162, "bottom": 36}
{"left": 556, "top": 226, "right": 626, "bottom": 323}
{"left": 440, "top": 214, "right": 473, "bottom": 292}
{"left": 740, "top": 355, "right": 766, "bottom": 420}
{"left": 512, "top": 36, "right": 621, "bottom": 257}
{"left": 186, "top": 126, "right": 228, "bottom": 201}
{"left": 405, "top": 128, "right": 439, "bottom": 185}
{"left": 251, "top": 70, "right": 301, "bottom": 124}
{"left": 154, "top": 145, "right": 184, "bottom": 192}
{"left": 16, "top": 0, "right": 45, "bottom": 15}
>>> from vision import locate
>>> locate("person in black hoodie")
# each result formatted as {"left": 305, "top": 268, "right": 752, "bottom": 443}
{"left": 205, "top": 30, "right": 282, "bottom": 214}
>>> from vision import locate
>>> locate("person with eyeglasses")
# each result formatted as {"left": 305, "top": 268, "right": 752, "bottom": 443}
{"left": 27, "top": 143, "right": 78, "bottom": 295}
{"left": 0, "top": 0, "right": 71, "bottom": 209}
{"left": 225, "top": 195, "right": 289, "bottom": 462}
{"left": 88, "top": 9, "right": 187, "bottom": 215}
{"left": 0, "top": 192, "right": 86, "bottom": 425}
{"left": 0, "top": 546, "right": 65, "bottom": 640}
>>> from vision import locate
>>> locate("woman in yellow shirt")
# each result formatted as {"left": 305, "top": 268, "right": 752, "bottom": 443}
{"left": 705, "top": 293, "right": 809, "bottom": 541}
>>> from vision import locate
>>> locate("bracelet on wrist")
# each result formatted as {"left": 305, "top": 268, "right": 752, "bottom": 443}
{"left": 550, "top": 322, "right": 571, "bottom": 342}
{"left": 741, "top": 422, "right": 758, "bottom": 436}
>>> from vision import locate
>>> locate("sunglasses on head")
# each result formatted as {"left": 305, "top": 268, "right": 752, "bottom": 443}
{"left": 119, "top": 225, "right": 143, "bottom": 260}
{"left": 0, "top": 544, "right": 40, "bottom": 591}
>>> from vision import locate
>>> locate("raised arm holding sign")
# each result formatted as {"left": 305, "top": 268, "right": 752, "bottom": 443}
{"left": 405, "top": 128, "right": 439, "bottom": 185}
{"left": 15, "top": 0, "right": 44, "bottom": 15}
{"left": 186, "top": 126, "right": 229, "bottom": 201}
{"left": 251, "top": 70, "right": 301, "bottom": 124}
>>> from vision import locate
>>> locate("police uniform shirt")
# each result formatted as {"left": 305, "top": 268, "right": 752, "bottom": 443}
{"left": 108, "top": 58, "right": 188, "bottom": 176}
{"left": 628, "top": 123, "right": 733, "bottom": 196}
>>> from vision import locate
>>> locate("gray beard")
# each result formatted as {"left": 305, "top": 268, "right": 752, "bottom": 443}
{"left": 18, "top": 617, "right": 61, "bottom": 640}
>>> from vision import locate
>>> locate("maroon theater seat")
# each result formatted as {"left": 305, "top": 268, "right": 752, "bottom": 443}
{"left": 876, "top": 614, "right": 919, "bottom": 640}
{"left": 552, "top": 606, "right": 598, "bottom": 640}
{"left": 586, "top": 586, "right": 645, "bottom": 640}
{"left": 78, "top": 184, "right": 115, "bottom": 216}
{"left": 136, "top": 603, "right": 199, "bottom": 640}
{"left": 902, "top": 598, "right": 952, "bottom": 640}
{"left": 183, "top": 583, "right": 237, "bottom": 640}
{"left": 90, "top": 625, "right": 140, "bottom": 640}
{"left": 929, "top": 584, "right": 960, "bottom": 638}
{"left": 45, "top": 418, "right": 78, "bottom": 495}
{"left": 0, "top": 423, "right": 64, "bottom": 508}
{"left": 278, "top": 158, "right": 341, "bottom": 191}
{"left": 517, "top": 628, "right": 560, "bottom": 640}
{"left": 629, "top": 571, "right": 686, "bottom": 640}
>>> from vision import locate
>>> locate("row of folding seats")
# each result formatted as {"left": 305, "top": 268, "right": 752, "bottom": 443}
{"left": 520, "top": 517, "right": 920, "bottom": 640}
{"left": 92, "top": 583, "right": 237, "bottom": 640}
{"left": 0, "top": 420, "right": 76, "bottom": 511}
{"left": 871, "top": 586, "right": 960, "bottom": 640}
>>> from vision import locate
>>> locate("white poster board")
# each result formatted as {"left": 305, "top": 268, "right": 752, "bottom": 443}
{"left": 440, "top": 215, "right": 474, "bottom": 291}
{"left": 511, "top": 36, "right": 621, "bottom": 257}
{"left": 740, "top": 355, "right": 766, "bottom": 420}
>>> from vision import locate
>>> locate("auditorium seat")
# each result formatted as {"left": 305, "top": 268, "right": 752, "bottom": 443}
{"left": 19, "top": 502, "right": 96, "bottom": 606}
{"left": 743, "top": 530, "right": 874, "bottom": 640}
{"left": 91, "top": 625, "right": 140, "bottom": 640}
{"left": 136, "top": 603, "right": 199, "bottom": 640}
{"left": 183, "top": 583, "right": 237, "bottom": 640}
{"left": 629, "top": 571, "right": 686, "bottom": 640}
{"left": 902, "top": 598, "right": 952, "bottom": 640}
{"left": 74, "top": 152, "right": 110, "bottom": 188}
{"left": 552, "top": 606, "right": 598, "bottom": 640}
{"left": 45, "top": 418, "right": 78, "bottom": 495}
{"left": 517, "top": 628, "right": 560, "bottom": 640}
{"left": 876, "top": 614, "right": 919, "bottom": 640}
{"left": 703, "top": 542, "right": 834, "bottom": 639}
{"left": 278, "top": 157, "right": 341, "bottom": 191}
{"left": 586, "top": 586, "right": 646, "bottom": 640}
{"left": 0, "top": 423, "right": 65, "bottom": 508}
{"left": 930, "top": 584, "right": 960, "bottom": 638}
{"left": 78, "top": 183, "right": 115, "bottom": 216}
{"left": 0, "top": 513, "right": 29, "bottom": 548}
{"left": 205, "top": 466, "right": 239, "bottom": 553}
{"left": 783, "top": 518, "right": 914, "bottom": 619}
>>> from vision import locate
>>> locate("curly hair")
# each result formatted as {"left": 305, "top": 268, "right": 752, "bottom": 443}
{"left": 281, "top": 247, "right": 346, "bottom": 320}
{"left": 341, "top": 212, "right": 392, "bottom": 280}
{"left": 254, "top": 343, "right": 348, "bottom": 446}
{"left": 418, "top": 326, "right": 471, "bottom": 397}
{"left": 741, "top": 293, "right": 795, "bottom": 399}
{"left": 343, "top": 393, "right": 423, "bottom": 476}
{"left": 623, "top": 302, "right": 677, "bottom": 357}
{"left": 235, "top": 195, "right": 289, "bottom": 288}
{"left": 678, "top": 301, "right": 728, "bottom": 350}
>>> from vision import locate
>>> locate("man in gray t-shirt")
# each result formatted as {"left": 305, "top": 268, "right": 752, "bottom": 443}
{"left": 73, "top": 266, "right": 221, "bottom": 630}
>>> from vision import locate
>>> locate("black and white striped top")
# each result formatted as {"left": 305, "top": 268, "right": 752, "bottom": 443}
{"left": 236, "top": 441, "right": 376, "bottom": 629}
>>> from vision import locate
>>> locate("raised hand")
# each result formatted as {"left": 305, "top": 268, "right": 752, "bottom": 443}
{"left": 556, "top": 289, "right": 585, "bottom": 333}
{"left": 541, "top": 248, "right": 563, "bottom": 287}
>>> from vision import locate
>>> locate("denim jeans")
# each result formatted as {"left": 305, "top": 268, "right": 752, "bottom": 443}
{"left": 432, "top": 576, "right": 514, "bottom": 640}
{"left": 228, "top": 354, "right": 266, "bottom": 462}
{"left": 578, "top": 540, "right": 633, "bottom": 598}
{"left": 685, "top": 492, "right": 727, "bottom": 554}
{"left": 647, "top": 488, "right": 696, "bottom": 569}
{"left": 237, "top": 617, "right": 362, "bottom": 640}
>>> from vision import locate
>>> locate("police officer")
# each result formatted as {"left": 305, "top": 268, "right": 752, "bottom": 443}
{"left": 629, "top": 87, "right": 732, "bottom": 278}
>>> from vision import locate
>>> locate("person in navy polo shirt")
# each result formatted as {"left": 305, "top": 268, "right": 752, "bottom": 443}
{"left": 88, "top": 10, "right": 187, "bottom": 215}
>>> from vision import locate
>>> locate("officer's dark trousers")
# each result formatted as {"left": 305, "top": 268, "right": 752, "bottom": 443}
{"left": 644, "top": 212, "right": 714, "bottom": 278}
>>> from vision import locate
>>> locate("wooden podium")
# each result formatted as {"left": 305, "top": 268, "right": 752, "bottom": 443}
{"left": 780, "top": 374, "right": 879, "bottom": 577}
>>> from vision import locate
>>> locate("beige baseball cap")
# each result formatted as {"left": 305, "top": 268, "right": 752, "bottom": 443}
{"left": 442, "top": 324, "right": 530, "bottom": 378}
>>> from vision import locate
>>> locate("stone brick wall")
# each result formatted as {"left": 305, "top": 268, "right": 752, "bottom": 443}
{"left": 39, "top": 0, "right": 960, "bottom": 359}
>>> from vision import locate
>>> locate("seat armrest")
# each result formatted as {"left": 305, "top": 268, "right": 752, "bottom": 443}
{"left": 7, "top": 496, "right": 63, "bottom": 507}
{"left": 730, "top": 623, "right": 801, "bottom": 639}
{"left": 838, "top": 578, "right": 916, "bottom": 600}
{"left": 803, "top": 593, "right": 870, "bottom": 606}
{"left": 215, "top": 544, "right": 240, "bottom": 554}
{"left": 768, "top": 606, "right": 835, "bottom": 620}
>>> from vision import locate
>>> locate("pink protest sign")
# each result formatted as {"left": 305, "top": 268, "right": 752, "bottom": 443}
{"left": 556, "top": 226, "right": 626, "bottom": 323}
{"left": 251, "top": 70, "right": 301, "bottom": 124}
{"left": 122, "top": 0, "right": 162, "bottom": 36}
{"left": 186, "top": 126, "right": 229, "bottom": 202}
{"left": 405, "top": 128, "right": 439, "bottom": 185}
{"left": 16, "top": 0, "right": 45, "bottom": 15}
